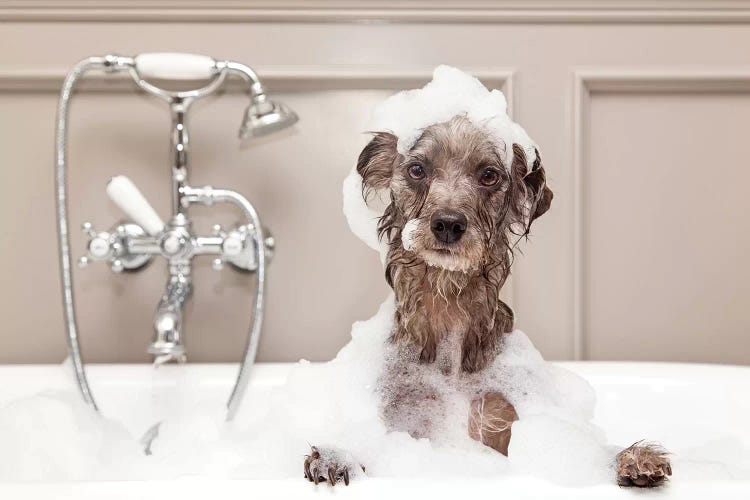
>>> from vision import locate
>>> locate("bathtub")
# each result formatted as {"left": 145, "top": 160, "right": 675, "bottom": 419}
{"left": 0, "top": 362, "right": 748, "bottom": 499}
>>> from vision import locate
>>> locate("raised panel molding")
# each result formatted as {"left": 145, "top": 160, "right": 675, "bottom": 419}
{"left": 2, "top": 0, "right": 750, "bottom": 23}
{"left": 571, "top": 68, "right": 750, "bottom": 360}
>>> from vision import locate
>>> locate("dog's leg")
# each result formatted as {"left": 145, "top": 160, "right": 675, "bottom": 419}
{"left": 614, "top": 441, "right": 672, "bottom": 487}
{"left": 467, "top": 391, "right": 518, "bottom": 456}
{"left": 303, "top": 445, "right": 365, "bottom": 486}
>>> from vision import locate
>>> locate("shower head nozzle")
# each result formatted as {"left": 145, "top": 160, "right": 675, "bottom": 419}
{"left": 239, "top": 96, "right": 298, "bottom": 139}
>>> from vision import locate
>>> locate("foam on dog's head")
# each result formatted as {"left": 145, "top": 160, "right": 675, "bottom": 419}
{"left": 343, "top": 66, "right": 537, "bottom": 256}
{"left": 368, "top": 65, "right": 537, "bottom": 171}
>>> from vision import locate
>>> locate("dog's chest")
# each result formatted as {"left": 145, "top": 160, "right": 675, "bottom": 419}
{"left": 423, "top": 295, "right": 474, "bottom": 375}
{"left": 379, "top": 340, "right": 478, "bottom": 440}
{"left": 434, "top": 329, "right": 464, "bottom": 376}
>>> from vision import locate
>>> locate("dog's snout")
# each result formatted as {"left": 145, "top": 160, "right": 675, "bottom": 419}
{"left": 430, "top": 210, "right": 467, "bottom": 244}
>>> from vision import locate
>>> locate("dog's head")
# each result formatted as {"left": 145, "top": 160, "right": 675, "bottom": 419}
{"left": 357, "top": 115, "right": 552, "bottom": 279}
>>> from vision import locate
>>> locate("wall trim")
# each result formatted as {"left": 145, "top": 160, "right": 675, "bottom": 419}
{"left": 0, "top": 66, "right": 512, "bottom": 94}
{"left": 571, "top": 67, "right": 750, "bottom": 360}
{"left": 2, "top": 0, "right": 750, "bottom": 23}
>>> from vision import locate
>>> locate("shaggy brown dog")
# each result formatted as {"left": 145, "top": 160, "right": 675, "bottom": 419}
{"left": 304, "top": 115, "right": 671, "bottom": 487}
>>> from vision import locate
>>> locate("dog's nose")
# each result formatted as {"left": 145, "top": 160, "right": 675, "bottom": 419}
{"left": 430, "top": 210, "right": 467, "bottom": 244}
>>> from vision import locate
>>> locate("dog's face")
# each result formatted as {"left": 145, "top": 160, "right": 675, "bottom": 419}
{"left": 357, "top": 115, "right": 553, "bottom": 276}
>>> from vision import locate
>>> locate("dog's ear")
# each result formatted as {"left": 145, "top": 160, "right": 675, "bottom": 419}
{"left": 357, "top": 132, "right": 400, "bottom": 198}
{"left": 525, "top": 147, "right": 554, "bottom": 224}
{"left": 511, "top": 144, "right": 553, "bottom": 233}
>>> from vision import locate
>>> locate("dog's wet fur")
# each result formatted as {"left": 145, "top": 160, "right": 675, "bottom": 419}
{"left": 305, "top": 115, "right": 671, "bottom": 487}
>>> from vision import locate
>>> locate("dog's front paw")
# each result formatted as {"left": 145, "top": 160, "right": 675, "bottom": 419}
{"left": 616, "top": 441, "right": 672, "bottom": 487}
{"left": 303, "top": 445, "right": 364, "bottom": 486}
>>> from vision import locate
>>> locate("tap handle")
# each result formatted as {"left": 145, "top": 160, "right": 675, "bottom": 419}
{"left": 78, "top": 221, "right": 152, "bottom": 272}
{"left": 217, "top": 224, "right": 275, "bottom": 272}
{"left": 106, "top": 176, "right": 164, "bottom": 236}
{"left": 78, "top": 222, "right": 113, "bottom": 268}
{"left": 134, "top": 53, "right": 218, "bottom": 80}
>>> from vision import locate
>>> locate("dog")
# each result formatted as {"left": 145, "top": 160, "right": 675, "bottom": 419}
{"left": 304, "top": 114, "right": 671, "bottom": 488}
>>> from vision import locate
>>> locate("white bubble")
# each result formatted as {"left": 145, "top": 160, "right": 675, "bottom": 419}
{"left": 401, "top": 219, "right": 420, "bottom": 251}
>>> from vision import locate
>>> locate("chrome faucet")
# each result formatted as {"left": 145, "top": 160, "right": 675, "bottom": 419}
{"left": 55, "top": 53, "right": 293, "bottom": 419}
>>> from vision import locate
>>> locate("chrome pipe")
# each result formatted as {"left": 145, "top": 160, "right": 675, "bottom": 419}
{"left": 170, "top": 99, "right": 192, "bottom": 216}
{"left": 193, "top": 236, "right": 224, "bottom": 255}
{"left": 55, "top": 56, "right": 129, "bottom": 411}
{"left": 126, "top": 236, "right": 163, "bottom": 255}
{"left": 223, "top": 60, "right": 266, "bottom": 98}
{"left": 57, "top": 55, "right": 140, "bottom": 409}
{"left": 181, "top": 185, "right": 266, "bottom": 420}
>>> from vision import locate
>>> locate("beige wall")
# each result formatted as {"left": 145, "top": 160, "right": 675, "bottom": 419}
{"left": 0, "top": 1, "right": 748, "bottom": 365}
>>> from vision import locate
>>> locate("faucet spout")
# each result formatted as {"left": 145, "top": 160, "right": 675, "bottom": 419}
{"left": 149, "top": 273, "right": 191, "bottom": 364}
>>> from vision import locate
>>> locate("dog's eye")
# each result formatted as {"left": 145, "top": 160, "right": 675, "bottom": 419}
{"left": 479, "top": 167, "right": 500, "bottom": 187}
{"left": 407, "top": 163, "right": 426, "bottom": 180}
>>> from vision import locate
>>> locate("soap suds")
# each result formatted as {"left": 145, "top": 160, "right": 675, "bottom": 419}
{"left": 401, "top": 219, "right": 420, "bottom": 251}
{"left": 366, "top": 65, "right": 537, "bottom": 171}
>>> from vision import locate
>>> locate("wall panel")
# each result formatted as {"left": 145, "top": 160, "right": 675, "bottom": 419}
{"left": 1, "top": 1, "right": 749, "bottom": 363}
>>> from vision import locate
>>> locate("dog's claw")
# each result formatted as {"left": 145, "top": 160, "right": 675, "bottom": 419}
{"left": 312, "top": 467, "right": 320, "bottom": 485}
{"left": 328, "top": 466, "right": 336, "bottom": 486}
{"left": 303, "top": 445, "right": 362, "bottom": 487}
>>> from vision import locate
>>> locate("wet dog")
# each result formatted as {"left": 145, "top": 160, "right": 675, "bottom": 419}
{"left": 304, "top": 115, "right": 671, "bottom": 488}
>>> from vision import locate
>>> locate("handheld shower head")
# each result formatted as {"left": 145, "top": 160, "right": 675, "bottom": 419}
{"left": 218, "top": 60, "right": 298, "bottom": 139}
{"left": 239, "top": 94, "right": 298, "bottom": 139}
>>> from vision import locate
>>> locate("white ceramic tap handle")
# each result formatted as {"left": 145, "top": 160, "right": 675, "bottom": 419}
{"left": 106, "top": 176, "right": 164, "bottom": 236}
{"left": 133, "top": 53, "right": 217, "bottom": 80}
